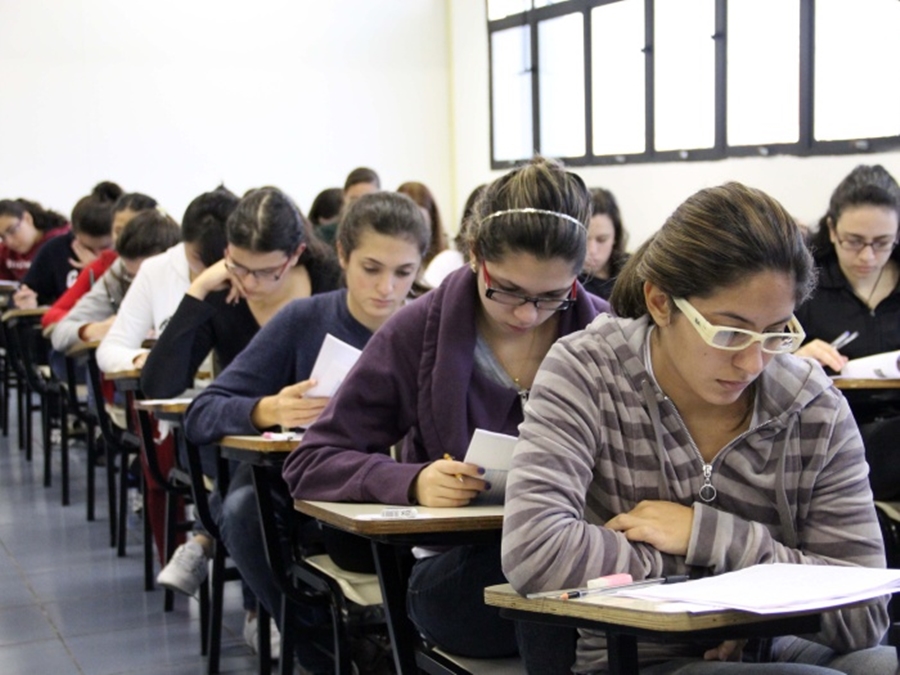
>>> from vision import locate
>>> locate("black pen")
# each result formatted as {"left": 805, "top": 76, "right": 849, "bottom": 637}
{"left": 560, "top": 574, "right": 690, "bottom": 600}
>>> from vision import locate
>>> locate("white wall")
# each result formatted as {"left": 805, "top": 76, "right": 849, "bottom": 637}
{"left": 0, "top": 0, "right": 452, "bottom": 225}
{"left": 448, "top": 0, "right": 900, "bottom": 246}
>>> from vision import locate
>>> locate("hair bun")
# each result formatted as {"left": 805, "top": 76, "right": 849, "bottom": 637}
{"left": 92, "top": 181, "right": 124, "bottom": 203}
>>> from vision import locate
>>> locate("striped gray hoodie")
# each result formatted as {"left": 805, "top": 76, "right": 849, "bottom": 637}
{"left": 502, "top": 313, "right": 889, "bottom": 673}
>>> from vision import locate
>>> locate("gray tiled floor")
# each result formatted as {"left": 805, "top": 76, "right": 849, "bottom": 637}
{"left": 0, "top": 421, "right": 260, "bottom": 674}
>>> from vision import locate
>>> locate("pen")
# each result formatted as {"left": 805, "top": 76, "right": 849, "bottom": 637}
{"left": 832, "top": 331, "right": 859, "bottom": 351}
{"left": 443, "top": 453, "right": 465, "bottom": 483}
{"left": 560, "top": 574, "right": 690, "bottom": 600}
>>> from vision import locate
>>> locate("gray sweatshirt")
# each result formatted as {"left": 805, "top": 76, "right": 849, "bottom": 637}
{"left": 51, "top": 260, "right": 128, "bottom": 353}
{"left": 502, "top": 313, "right": 889, "bottom": 673}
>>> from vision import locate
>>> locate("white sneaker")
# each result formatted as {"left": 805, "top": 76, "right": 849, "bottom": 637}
{"left": 156, "top": 541, "right": 209, "bottom": 596}
{"left": 243, "top": 613, "right": 282, "bottom": 660}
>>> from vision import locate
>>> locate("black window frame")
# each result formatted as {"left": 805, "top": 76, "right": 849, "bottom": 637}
{"left": 486, "top": 0, "right": 900, "bottom": 170}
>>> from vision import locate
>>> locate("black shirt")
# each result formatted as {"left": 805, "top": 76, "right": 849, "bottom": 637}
{"left": 796, "top": 257, "right": 900, "bottom": 422}
{"left": 22, "top": 232, "right": 80, "bottom": 306}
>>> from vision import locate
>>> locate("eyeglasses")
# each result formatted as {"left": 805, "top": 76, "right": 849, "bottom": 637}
{"left": 832, "top": 229, "right": 898, "bottom": 254}
{"left": 0, "top": 219, "right": 23, "bottom": 242}
{"left": 482, "top": 263, "right": 577, "bottom": 312}
{"left": 224, "top": 253, "right": 292, "bottom": 282}
{"left": 673, "top": 296, "right": 806, "bottom": 354}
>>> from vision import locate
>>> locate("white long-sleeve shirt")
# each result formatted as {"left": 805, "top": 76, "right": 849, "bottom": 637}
{"left": 96, "top": 243, "right": 191, "bottom": 373}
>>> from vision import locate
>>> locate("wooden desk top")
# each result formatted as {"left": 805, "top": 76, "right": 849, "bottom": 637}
{"left": 65, "top": 340, "right": 101, "bottom": 358}
{"left": 1, "top": 306, "right": 48, "bottom": 322}
{"left": 484, "top": 583, "right": 820, "bottom": 634}
{"left": 833, "top": 378, "right": 900, "bottom": 390}
{"left": 294, "top": 500, "right": 504, "bottom": 536}
{"left": 219, "top": 435, "right": 301, "bottom": 452}
{"left": 105, "top": 368, "right": 142, "bottom": 381}
{"left": 134, "top": 399, "right": 192, "bottom": 415}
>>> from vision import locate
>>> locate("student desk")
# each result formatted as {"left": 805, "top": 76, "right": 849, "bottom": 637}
{"left": 834, "top": 379, "right": 900, "bottom": 390}
{"left": 294, "top": 499, "right": 504, "bottom": 675}
{"left": 484, "top": 583, "right": 829, "bottom": 675}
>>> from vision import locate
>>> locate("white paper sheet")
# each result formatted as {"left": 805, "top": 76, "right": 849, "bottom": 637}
{"left": 305, "top": 334, "right": 362, "bottom": 397}
{"left": 834, "top": 350, "right": 900, "bottom": 379}
{"left": 463, "top": 429, "right": 518, "bottom": 505}
{"left": 620, "top": 563, "right": 900, "bottom": 614}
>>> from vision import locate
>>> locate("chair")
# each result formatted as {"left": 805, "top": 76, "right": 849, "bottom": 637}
{"left": 178, "top": 427, "right": 272, "bottom": 673}
{"left": 1, "top": 309, "right": 42, "bottom": 459}
{"left": 874, "top": 501, "right": 900, "bottom": 660}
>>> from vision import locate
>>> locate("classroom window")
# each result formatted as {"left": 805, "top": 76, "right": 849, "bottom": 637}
{"left": 486, "top": 0, "right": 900, "bottom": 168}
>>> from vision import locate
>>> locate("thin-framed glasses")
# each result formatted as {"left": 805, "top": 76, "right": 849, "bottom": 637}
{"left": 482, "top": 263, "right": 577, "bottom": 312}
{"left": 224, "top": 253, "right": 292, "bottom": 282}
{"left": 832, "top": 229, "right": 898, "bottom": 254}
{"left": 0, "top": 219, "right": 23, "bottom": 242}
{"left": 673, "top": 296, "right": 806, "bottom": 354}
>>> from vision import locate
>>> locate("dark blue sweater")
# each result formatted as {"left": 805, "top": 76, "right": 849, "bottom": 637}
{"left": 184, "top": 289, "right": 372, "bottom": 445}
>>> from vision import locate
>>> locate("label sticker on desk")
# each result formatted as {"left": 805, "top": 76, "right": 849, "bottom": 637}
{"left": 356, "top": 508, "right": 435, "bottom": 520}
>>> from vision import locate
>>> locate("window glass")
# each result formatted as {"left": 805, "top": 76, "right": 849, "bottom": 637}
{"left": 491, "top": 26, "right": 533, "bottom": 161}
{"left": 654, "top": 0, "right": 715, "bottom": 151}
{"left": 538, "top": 13, "right": 585, "bottom": 157}
{"left": 815, "top": 0, "right": 900, "bottom": 141}
{"left": 727, "top": 0, "right": 799, "bottom": 146}
{"left": 487, "top": 0, "right": 531, "bottom": 21}
{"left": 591, "top": 0, "right": 645, "bottom": 155}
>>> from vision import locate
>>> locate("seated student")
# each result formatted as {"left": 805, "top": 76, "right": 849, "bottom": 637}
{"left": 316, "top": 167, "right": 381, "bottom": 246}
{"left": 95, "top": 186, "right": 237, "bottom": 575}
{"left": 501, "top": 182, "right": 895, "bottom": 675}
{"left": 143, "top": 186, "right": 339, "bottom": 659}
{"left": 182, "top": 191, "right": 430, "bottom": 672}
{"left": 578, "top": 187, "right": 629, "bottom": 300}
{"left": 97, "top": 186, "right": 236, "bottom": 373}
{"left": 397, "top": 180, "right": 447, "bottom": 267}
{"left": 422, "top": 184, "right": 485, "bottom": 288}
{"left": 50, "top": 211, "right": 181, "bottom": 353}
{"left": 42, "top": 192, "right": 159, "bottom": 330}
{"left": 795, "top": 165, "right": 900, "bottom": 375}
{"left": 283, "top": 156, "right": 609, "bottom": 660}
{"left": 307, "top": 187, "right": 344, "bottom": 232}
{"left": 0, "top": 198, "right": 70, "bottom": 281}
{"left": 15, "top": 181, "right": 121, "bottom": 308}
{"left": 794, "top": 165, "right": 900, "bottom": 501}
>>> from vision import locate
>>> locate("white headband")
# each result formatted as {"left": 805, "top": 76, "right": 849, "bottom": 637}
{"left": 481, "top": 207, "right": 585, "bottom": 229}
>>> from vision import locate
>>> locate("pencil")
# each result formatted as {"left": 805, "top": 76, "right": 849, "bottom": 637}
{"left": 443, "top": 453, "right": 465, "bottom": 483}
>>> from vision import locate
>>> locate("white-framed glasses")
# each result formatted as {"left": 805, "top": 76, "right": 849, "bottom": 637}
{"left": 673, "top": 297, "right": 806, "bottom": 355}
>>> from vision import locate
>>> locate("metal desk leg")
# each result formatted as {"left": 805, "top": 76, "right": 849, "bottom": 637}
{"left": 607, "top": 632, "right": 639, "bottom": 675}
{"left": 371, "top": 540, "right": 419, "bottom": 675}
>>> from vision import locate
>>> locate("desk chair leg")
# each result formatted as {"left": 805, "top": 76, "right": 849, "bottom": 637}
{"left": 143, "top": 473, "right": 154, "bottom": 591}
{"left": 607, "top": 633, "right": 639, "bottom": 674}
{"left": 117, "top": 450, "right": 129, "bottom": 557}
{"left": 41, "top": 393, "right": 52, "bottom": 488}
{"left": 280, "top": 599, "right": 295, "bottom": 675}
{"left": 86, "top": 421, "right": 96, "bottom": 522}
{"left": 207, "top": 546, "right": 226, "bottom": 675}
{"left": 199, "top": 574, "right": 210, "bottom": 656}
{"left": 163, "top": 489, "right": 177, "bottom": 611}
{"left": 257, "top": 605, "right": 272, "bottom": 675}
{"left": 107, "top": 440, "right": 118, "bottom": 548}
{"left": 372, "top": 541, "right": 419, "bottom": 675}
{"left": 17, "top": 383, "right": 25, "bottom": 453}
{"left": 60, "top": 394, "right": 70, "bottom": 507}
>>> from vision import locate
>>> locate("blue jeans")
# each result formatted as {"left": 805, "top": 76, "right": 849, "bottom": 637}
{"left": 407, "top": 542, "right": 518, "bottom": 658}
{"left": 210, "top": 462, "right": 330, "bottom": 672}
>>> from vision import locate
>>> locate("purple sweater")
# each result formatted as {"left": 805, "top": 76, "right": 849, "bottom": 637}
{"left": 282, "top": 266, "right": 609, "bottom": 504}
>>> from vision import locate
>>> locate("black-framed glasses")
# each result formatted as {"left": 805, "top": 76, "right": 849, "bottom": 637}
{"left": 832, "top": 229, "right": 898, "bottom": 254}
{"left": 482, "top": 263, "right": 576, "bottom": 312}
{"left": 0, "top": 219, "right": 23, "bottom": 242}
{"left": 224, "top": 253, "right": 292, "bottom": 283}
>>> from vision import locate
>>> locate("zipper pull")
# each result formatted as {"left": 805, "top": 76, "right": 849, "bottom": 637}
{"left": 699, "top": 463, "right": 717, "bottom": 503}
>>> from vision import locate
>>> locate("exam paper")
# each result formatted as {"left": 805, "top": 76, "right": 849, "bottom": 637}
{"left": 464, "top": 429, "right": 518, "bottom": 505}
{"left": 834, "top": 350, "right": 900, "bottom": 379}
{"left": 304, "top": 334, "right": 362, "bottom": 397}
{"left": 620, "top": 563, "right": 900, "bottom": 614}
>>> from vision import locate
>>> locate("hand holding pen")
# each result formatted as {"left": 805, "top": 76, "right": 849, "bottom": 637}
{"left": 795, "top": 330, "right": 856, "bottom": 373}
{"left": 412, "top": 454, "right": 487, "bottom": 507}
